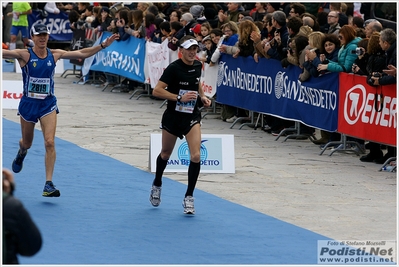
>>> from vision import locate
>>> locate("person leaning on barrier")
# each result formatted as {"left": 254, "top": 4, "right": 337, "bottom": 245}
{"left": 218, "top": 19, "right": 260, "bottom": 122}
{"left": 263, "top": 10, "right": 289, "bottom": 60}
{"left": 360, "top": 28, "right": 397, "bottom": 164}
{"left": 303, "top": 33, "right": 340, "bottom": 145}
{"left": 383, "top": 65, "right": 396, "bottom": 77}
{"left": 3, "top": 168, "right": 42, "bottom": 264}
{"left": 252, "top": 13, "right": 275, "bottom": 59}
{"left": 116, "top": 9, "right": 130, "bottom": 41}
{"left": 351, "top": 38, "right": 370, "bottom": 76}
{"left": 317, "top": 25, "right": 361, "bottom": 74}
{"left": 97, "top": 7, "right": 113, "bottom": 34}
{"left": 124, "top": 9, "right": 146, "bottom": 39}
{"left": 220, "top": 20, "right": 259, "bottom": 59}
{"left": 209, "top": 21, "right": 239, "bottom": 67}
{"left": 371, "top": 28, "right": 397, "bottom": 86}
{"left": 167, "top": 21, "right": 183, "bottom": 51}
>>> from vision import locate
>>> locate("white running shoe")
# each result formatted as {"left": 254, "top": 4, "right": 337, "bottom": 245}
{"left": 182, "top": 196, "right": 195, "bottom": 214}
{"left": 225, "top": 116, "right": 238, "bottom": 123}
{"left": 150, "top": 185, "right": 161, "bottom": 207}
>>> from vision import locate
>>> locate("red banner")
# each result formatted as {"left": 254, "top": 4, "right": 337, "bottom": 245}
{"left": 338, "top": 73, "right": 397, "bottom": 146}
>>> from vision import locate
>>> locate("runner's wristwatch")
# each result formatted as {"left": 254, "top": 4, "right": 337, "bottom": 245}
{"left": 176, "top": 95, "right": 182, "bottom": 102}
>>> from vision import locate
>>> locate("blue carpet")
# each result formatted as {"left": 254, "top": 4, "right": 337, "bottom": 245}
{"left": 3, "top": 118, "right": 331, "bottom": 264}
{"left": 2, "top": 59, "right": 15, "bottom": 72}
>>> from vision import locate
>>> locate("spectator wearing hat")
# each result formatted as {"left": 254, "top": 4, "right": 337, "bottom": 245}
{"left": 191, "top": 24, "right": 205, "bottom": 50}
{"left": 190, "top": 4, "right": 206, "bottom": 24}
{"left": 199, "top": 35, "right": 216, "bottom": 64}
{"left": 98, "top": 6, "right": 112, "bottom": 33}
{"left": 202, "top": 3, "right": 220, "bottom": 29}
{"left": 266, "top": 3, "right": 281, "bottom": 13}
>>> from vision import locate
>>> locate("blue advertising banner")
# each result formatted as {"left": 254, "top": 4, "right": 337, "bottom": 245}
{"left": 28, "top": 11, "right": 72, "bottom": 41}
{"left": 216, "top": 54, "right": 339, "bottom": 131}
{"left": 88, "top": 32, "right": 146, "bottom": 83}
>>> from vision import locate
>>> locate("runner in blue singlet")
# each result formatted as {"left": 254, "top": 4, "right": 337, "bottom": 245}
{"left": 2, "top": 23, "right": 119, "bottom": 197}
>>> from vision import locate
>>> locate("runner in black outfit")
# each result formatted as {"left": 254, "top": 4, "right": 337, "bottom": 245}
{"left": 149, "top": 35, "right": 211, "bottom": 214}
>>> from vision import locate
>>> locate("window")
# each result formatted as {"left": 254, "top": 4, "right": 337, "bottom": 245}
{"left": 370, "top": 3, "right": 396, "bottom": 30}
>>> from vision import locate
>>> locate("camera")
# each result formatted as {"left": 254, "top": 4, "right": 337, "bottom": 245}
{"left": 367, "top": 73, "right": 381, "bottom": 86}
{"left": 351, "top": 47, "right": 364, "bottom": 56}
{"left": 282, "top": 47, "right": 292, "bottom": 53}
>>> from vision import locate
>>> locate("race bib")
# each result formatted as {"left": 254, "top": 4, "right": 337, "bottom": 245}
{"left": 175, "top": 89, "right": 197, "bottom": 114}
{"left": 27, "top": 77, "right": 50, "bottom": 99}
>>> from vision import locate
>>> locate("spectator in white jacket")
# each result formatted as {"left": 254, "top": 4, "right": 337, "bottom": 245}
{"left": 44, "top": 2, "right": 60, "bottom": 14}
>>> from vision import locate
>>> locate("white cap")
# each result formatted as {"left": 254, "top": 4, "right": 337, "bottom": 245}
{"left": 180, "top": 39, "right": 199, "bottom": 49}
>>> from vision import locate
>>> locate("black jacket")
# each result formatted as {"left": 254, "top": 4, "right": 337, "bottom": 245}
{"left": 379, "top": 41, "right": 396, "bottom": 85}
{"left": 3, "top": 193, "right": 42, "bottom": 264}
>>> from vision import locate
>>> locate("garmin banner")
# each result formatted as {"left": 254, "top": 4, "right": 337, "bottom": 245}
{"left": 28, "top": 11, "right": 72, "bottom": 41}
{"left": 338, "top": 73, "right": 397, "bottom": 146}
{"left": 88, "top": 32, "right": 146, "bottom": 83}
{"left": 216, "top": 54, "right": 339, "bottom": 132}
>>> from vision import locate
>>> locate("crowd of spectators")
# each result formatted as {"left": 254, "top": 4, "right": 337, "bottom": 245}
{"left": 2, "top": 2, "right": 397, "bottom": 166}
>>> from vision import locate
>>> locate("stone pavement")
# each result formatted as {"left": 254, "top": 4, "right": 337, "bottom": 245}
{"left": 2, "top": 72, "right": 396, "bottom": 243}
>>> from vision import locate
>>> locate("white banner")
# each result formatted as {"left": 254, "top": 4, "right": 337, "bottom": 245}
{"left": 2, "top": 80, "right": 23, "bottom": 109}
{"left": 145, "top": 41, "right": 216, "bottom": 98}
{"left": 146, "top": 39, "right": 170, "bottom": 89}
{"left": 149, "top": 133, "right": 235, "bottom": 173}
{"left": 200, "top": 62, "right": 218, "bottom": 98}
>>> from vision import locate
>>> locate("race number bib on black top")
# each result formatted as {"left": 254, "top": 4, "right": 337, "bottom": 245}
{"left": 175, "top": 89, "right": 197, "bottom": 114}
{"left": 28, "top": 77, "right": 50, "bottom": 99}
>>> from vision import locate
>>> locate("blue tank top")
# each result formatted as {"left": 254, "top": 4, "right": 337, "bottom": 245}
{"left": 22, "top": 48, "right": 56, "bottom": 99}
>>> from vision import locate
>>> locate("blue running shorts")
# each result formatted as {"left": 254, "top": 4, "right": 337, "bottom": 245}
{"left": 10, "top": 26, "right": 29, "bottom": 39}
{"left": 17, "top": 95, "right": 59, "bottom": 123}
